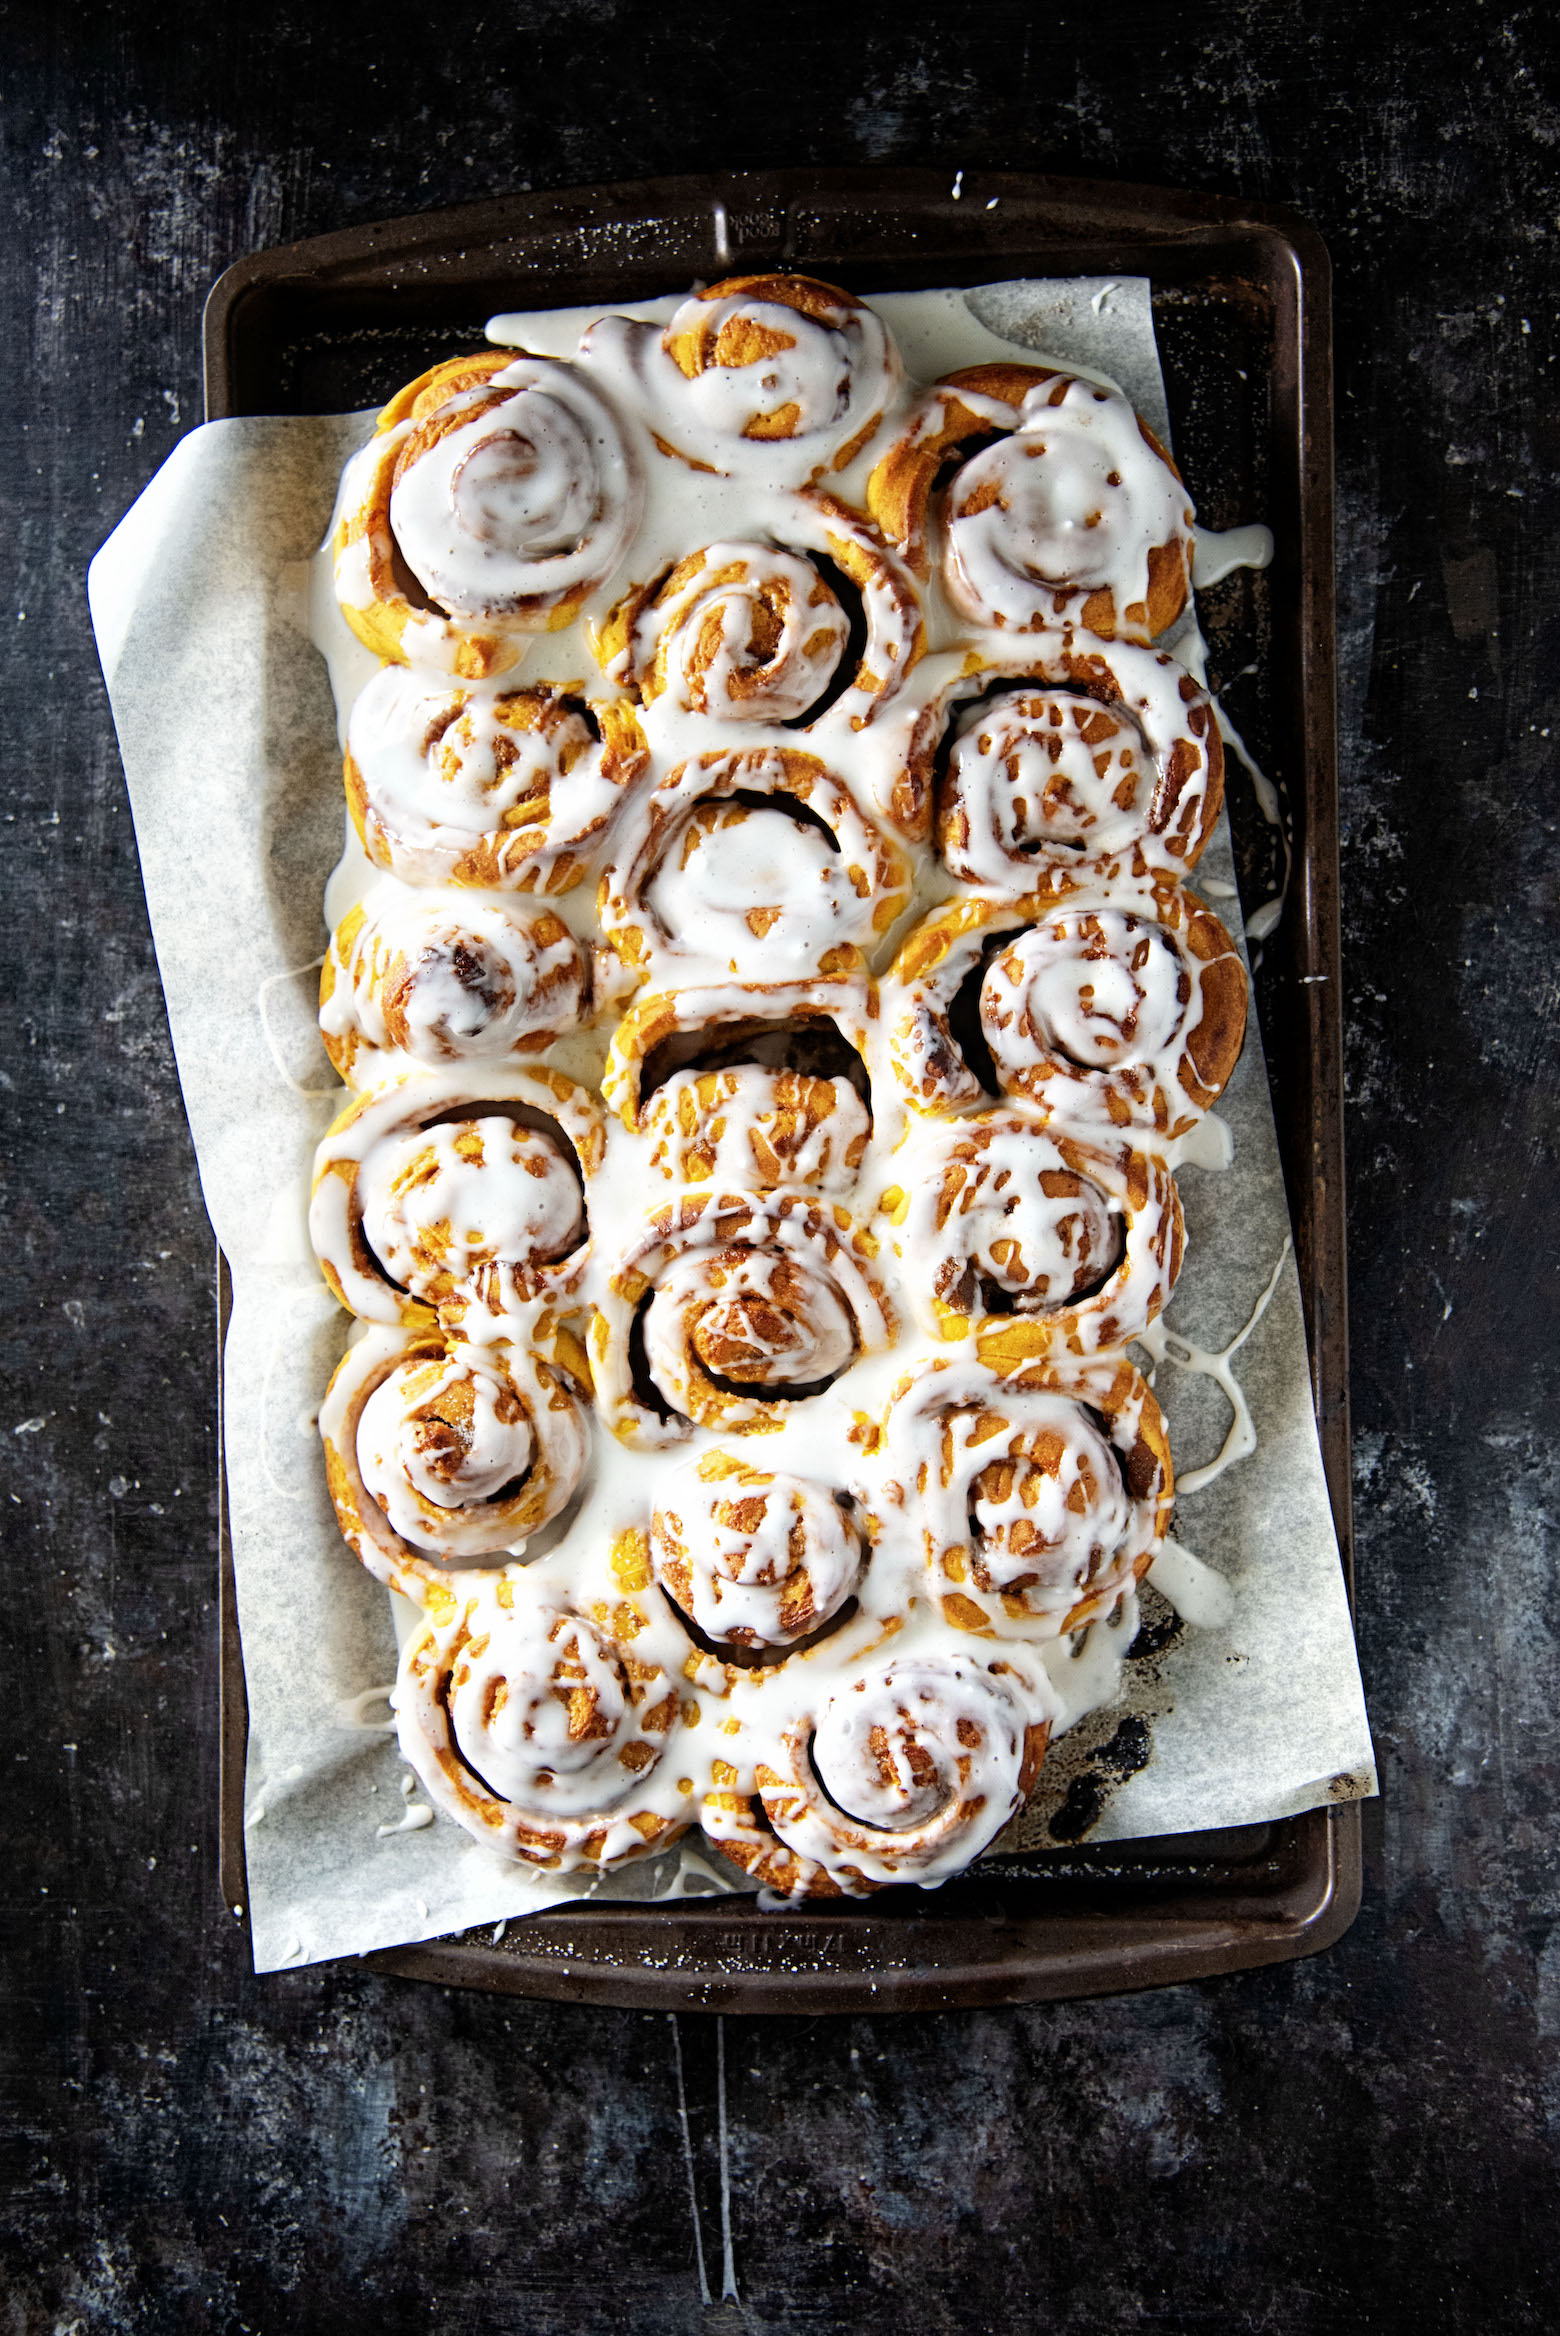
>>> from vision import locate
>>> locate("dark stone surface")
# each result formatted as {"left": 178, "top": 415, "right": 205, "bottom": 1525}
{"left": 2, "top": 4, "right": 1557, "bottom": 2328}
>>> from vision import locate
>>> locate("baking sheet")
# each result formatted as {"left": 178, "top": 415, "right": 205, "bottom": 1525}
{"left": 90, "top": 278, "right": 1375, "bottom": 1973}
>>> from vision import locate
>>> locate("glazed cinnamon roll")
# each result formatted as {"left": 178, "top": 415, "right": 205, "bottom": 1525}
{"left": 650, "top": 1451, "right": 865, "bottom": 1652}
{"left": 869, "top": 363, "right": 1193, "bottom": 645}
{"left": 930, "top": 639, "right": 1223, "bottom": 890}
{"left": 591, "top": 1189, "right": 893, "bottom": 1445}
{"left": 887, "top": 883, "right": 1246, "bottom": 1136}
{"left": 596, "top": 493, "right": 924, "bottom": 746}
{"left": 333, "top": 351, "right": 642, "bottom": 675}
{"left": 344, "top": 665, "right": 647, "bottom": 895}
{"left": 310, "top": 1065, "right": 604, "bottom": 1335}
{"left": 579, "top": 274, "right": 900, "bottom": 484}
{"left": 601, "top": 976, "right": 873, "bottom": 1129}
{"left": 396, "top": 1579, "right": 683, "bottom": 1869}
{"left": 598, "top": 745, "right": 910, "bottom": 982}
{"left": 881, "top": 1112, "right": 1182, "bottom": 1350}
{"left": 319, "top": 884, "right": 589, "bottom": 1089}
{"left": 704, "top": 1648, "right": 1053, "bottom": 1901}
{"left": 320, "top": 1324, "right": 589, "bottom": 1606}
{"left": 880, "top": 1353, "right": 1172, "bottom": 1636}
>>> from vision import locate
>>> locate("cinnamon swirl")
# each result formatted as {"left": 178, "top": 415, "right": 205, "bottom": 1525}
{"left": 309, "top": 1065, "right": 603, "bottom": 1335}
{"left": 396, "top": 1579, "right": 683, "bottom": 1870}
{"left": 334, "top": 351, "right": 642, "bottom": 675}
{"left": 591, "top": 1189, "right": 894, "bottom": 1445}
{"left": 881, "top": 1111, "right": 1182, "bottom": 1351}
{"left": 320, "top": 1324, "right": 590, "bottom": 1608}
{"left": 598, "top": 745, "right": 910, "bottom": 983}
{"left": 344, "top": 666, "right": 647, "bottom": 894}
{"left": 705, "top": 1648, "right": 1053, "bottom": 1901}
{"left": 579, "top": 274, "right": 900, "bottom": 485}
{"left": 320, "top": 884, "right": 589, "bottom": 1089}
{"left": 868, "top": 363, "right": 1193, "bottom": 644}
{"left": 888, "top": 882, "right": 1247, "bottom": 1135}
{"left": 879, "top": 1353, "right": 1172, "bottom": 1637}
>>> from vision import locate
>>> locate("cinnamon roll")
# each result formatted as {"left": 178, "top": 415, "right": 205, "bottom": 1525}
{"left": 704, "top": 1648, "right": 1053, "bottom": 1901}
{"left": 650, "top": 1451, "right": 865, "bottom": 1652}
{"left": 591, "top": 1189, "right": 893, "bottom": 1445}
{"left": 880, "top": 1353, "right": 1172, "bottom": 1636}
{"left": 344, "top": 665, "right": 648, "bottom": 895}
{"left": 601, "top": 976, "right": 873, "bottom": 1131}
{"left": 579, "top": 274, "right": 900, "bottom": 485}
{"left": 333, "top": 351, "right": 642, "bottom": 675}
{"left": 310, "top": 1065, "right": 604, "bottom": 1334}
{"left": 881, "top": 1112, "right": 1182, "bottom": 1350}
{"left": 320, "top": 1324, "right": 590, "bottom": 1606}
{"left": 930, "top": 639, "right": 1223, "bottom": 890}
{"left": 396, "top": 1579, "right": 683, "bottom": 1869}
{"left": 887, "top": 883, "right": 1247, "bottom": 1135}
{"left": 596, "top": 493, "right": 924, "bottom": 746}
{"left": 868, "top": 363, "right": 1193, "bottom": 645}
{"left": 319, "top": 883, "right": 589, "bottom": 1089}
{"left": 598, "top": 745, "right": 910, "bottom": 982}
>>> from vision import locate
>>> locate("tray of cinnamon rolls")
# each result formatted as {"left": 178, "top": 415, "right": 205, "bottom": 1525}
{"left": 203, "top": 169, "right": 1356, "bottom": 2008}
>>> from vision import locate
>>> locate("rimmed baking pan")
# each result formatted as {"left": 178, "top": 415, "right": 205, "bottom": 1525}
{"left": 206, "top": 165, "right": 1357, "bottom": 2012}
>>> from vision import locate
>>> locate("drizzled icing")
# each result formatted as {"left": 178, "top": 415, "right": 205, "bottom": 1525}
{"left": 611, "top": 541, "right": 850, "bottom": 722}
{"left": 644, "top": 1066, "right": 871, "bottom": 1192}
{"left": 599, "top": 746, "right": 910, "bottom": 984}
{"left": 320, "top": 1325, "right": 589, "bottom": 1600}
{"left": 396, "top": 1577, "right": 682, "bottom": 1869}
{"left": 357, "top": 1118, "right": 584, "bottom": 1305}
{"left": 978, "top": 895, "right": 1242, "bottom": 1136}
{"left": 309, "top": 278, "right": 1275, "bottom": 1900}
{"left": 875, "top": 1352, "right": 1170, "bottom": 1638}
{"left": 945, "top": 381, "right": 1189, "bottom": 636}
{"left": 310, "top": 1062, "right": 604, "bottom": 1333}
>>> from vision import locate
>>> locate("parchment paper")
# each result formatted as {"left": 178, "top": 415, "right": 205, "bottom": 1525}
{"left": 89, "top": 278, "right": 1375, "bottom": 1973}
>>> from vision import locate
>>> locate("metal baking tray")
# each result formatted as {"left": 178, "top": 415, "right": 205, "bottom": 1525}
{"left": 206, "top": 166, "right": 1356, "bottom": 2011}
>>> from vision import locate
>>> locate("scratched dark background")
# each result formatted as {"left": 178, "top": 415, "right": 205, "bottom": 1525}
{"left": 2, "top": 1, "right": 1557, "bottom": 2328}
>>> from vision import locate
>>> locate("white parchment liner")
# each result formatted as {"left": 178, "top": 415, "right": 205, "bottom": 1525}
{"left": 89, "top": 279, "right": 1375, "bottom": 1973}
